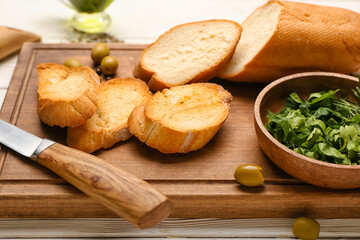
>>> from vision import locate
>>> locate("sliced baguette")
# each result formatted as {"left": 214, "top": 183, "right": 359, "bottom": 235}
{"left": 37, "top": 63, "right": 100, "bottom": 128}
{"left": 217, "top": 0, "right": 360, "bottom": 82}
{"left": 67, "top": 78, "right": 152, "bottom": 153}
{"left": 128, "top": 83, "right": 232, "bottom": 154}
{"left": 134, "top": 20, "right": 242, "bottom": 91}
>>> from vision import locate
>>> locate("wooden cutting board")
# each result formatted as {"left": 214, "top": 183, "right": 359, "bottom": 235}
{"left": 0, "top": 43, "right": 359, "bottom": 219}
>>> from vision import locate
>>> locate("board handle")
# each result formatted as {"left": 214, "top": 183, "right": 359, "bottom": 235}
{"left": 37, "top": 143, "right": 171, "bottom": 229}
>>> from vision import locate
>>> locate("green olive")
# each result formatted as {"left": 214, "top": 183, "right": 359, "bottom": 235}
{"left": 293, "top": 217, "right": 320, "bottom": 240}
{"left": 100, "top": 56, "right": 118, "bottom": 75}
{"left": 91, "top": 43, "right": 110, "bottom": 64}
{"left": 63, "top": 59, "right": 82, "bottom": 67}
{"left": 234, "top": 164, "right": 264, "bottom": 187}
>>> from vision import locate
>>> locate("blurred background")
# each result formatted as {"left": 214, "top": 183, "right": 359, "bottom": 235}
{"left": 1, "top": 0, "right": 358, "bottom": 44}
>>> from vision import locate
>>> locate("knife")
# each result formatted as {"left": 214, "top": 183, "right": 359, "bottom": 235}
{"left": 0, "top": 119, "right": 171, "bottom": 229}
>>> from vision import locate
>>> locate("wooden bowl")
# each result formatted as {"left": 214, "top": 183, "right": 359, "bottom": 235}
{"left": 254, "top": 72, "right": 360, "bottom": 189}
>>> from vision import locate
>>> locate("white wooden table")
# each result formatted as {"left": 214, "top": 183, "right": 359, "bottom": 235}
{"left": 0, "top": 0, "right": 360, "bottom": 239}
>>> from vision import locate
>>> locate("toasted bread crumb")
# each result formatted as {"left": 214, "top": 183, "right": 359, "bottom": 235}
{"left": 67, "top": 78, "right": 152, "bottom": 153}
{"left": 37, "top": 63, "right": 100, "bottom": 128}
{"left": 128, "top": 82, "right": 232, "bottom": 153}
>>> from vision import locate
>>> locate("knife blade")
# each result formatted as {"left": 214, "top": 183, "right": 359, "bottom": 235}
{"left": 0, "top": 119, "right": 54, "bottom": 159}
{"left": 0, "top": 119, "right": 171, "bottom": 229}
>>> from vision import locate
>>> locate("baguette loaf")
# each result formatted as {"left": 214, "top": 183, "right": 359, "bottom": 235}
{"left": 217, "top": 0, "right": 360, "bottom": 82}
{"left": 67, "top": 78, "right": 152, "bottom": 153}
{"left": 128, "top": 83, "right": 232, "bottom": 154}
{"left": 37, "top": 63, "right": 100, "bottom": 128}
{"left": 134, "top": 20, "right": 242, "bottom": 91}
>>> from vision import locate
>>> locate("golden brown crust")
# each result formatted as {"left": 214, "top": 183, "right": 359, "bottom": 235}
{"left": 133, "top": 63, "right": 153, "bottom": 83}
{"left": 66, "top": 126, "right": 104, "bottom": 153}
{"left": 37, "top": 63, "right": 100, "bottom": 128}
{"left": 134, "top": 19, "right": 242, "bottom": 91}
{"left": 220, "top": 0, "right": 360, "bottom": 82}
{"left": 67, "top": 78, "right": 152, "bottom": 153}
{"left": 128, "top": 83, "right": 232, "bottom": 154}
{"left": 127, "top": 104, "right": 156, "bottom": 143}
{"left": 66, "top": 123, "right": 133, "bottom": 153}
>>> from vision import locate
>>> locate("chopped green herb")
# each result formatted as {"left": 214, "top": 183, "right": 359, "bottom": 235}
{"left": 266, "top": 81, "right": 360, "bottom": 165}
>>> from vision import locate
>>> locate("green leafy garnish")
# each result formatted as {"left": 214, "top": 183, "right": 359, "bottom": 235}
{"left": 266, "top": 82, "right": 360, "bottom": 165}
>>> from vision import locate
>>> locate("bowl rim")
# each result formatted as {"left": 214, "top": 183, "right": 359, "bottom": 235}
{"left": 254, "top": 71, "right": 360, "bottom": 170}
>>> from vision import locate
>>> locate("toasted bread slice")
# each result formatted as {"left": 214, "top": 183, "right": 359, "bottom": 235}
{"left": 67, "top": 78, "right": 152, "bottom": 153}
{"left": 217, "top": 1, "right": 360, "bottom": 82}
{"left": 128, "top": 83, "right": 232, "bottom": 153}
{"left": 134, "top": 20, "right": 242, "bottom": 91}
{"left": 37, "top": 63, "right": 100, "bottom": 128}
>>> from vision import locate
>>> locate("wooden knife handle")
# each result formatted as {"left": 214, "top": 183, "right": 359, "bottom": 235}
{"left": 37, "top": 143, "right": 171, "bottom": 229}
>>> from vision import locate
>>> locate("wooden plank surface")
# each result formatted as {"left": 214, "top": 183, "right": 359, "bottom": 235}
{"left": 1, "top": 43, "right": 360, "bottom": 219}
{"left": 1, "top": 218, "right": 360, "bottom": 239}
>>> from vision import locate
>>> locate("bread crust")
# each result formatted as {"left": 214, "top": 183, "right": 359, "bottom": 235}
{"left": 128, "top": 83, "right": 232, "bottom": 154}
{"left": 66, "top": 122, "right": 133, "bottom": 154}
{"left": 67, "top": 78, "right": 152, "bottom": 153}
{"left": 37, "top": 63, "right": 100, "bottom": 128}
{"left": 218, "top": 0, "right": 360, "bottom": 82}
{"left": 134, "top": 19, "right": 242, "bottom": 91}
